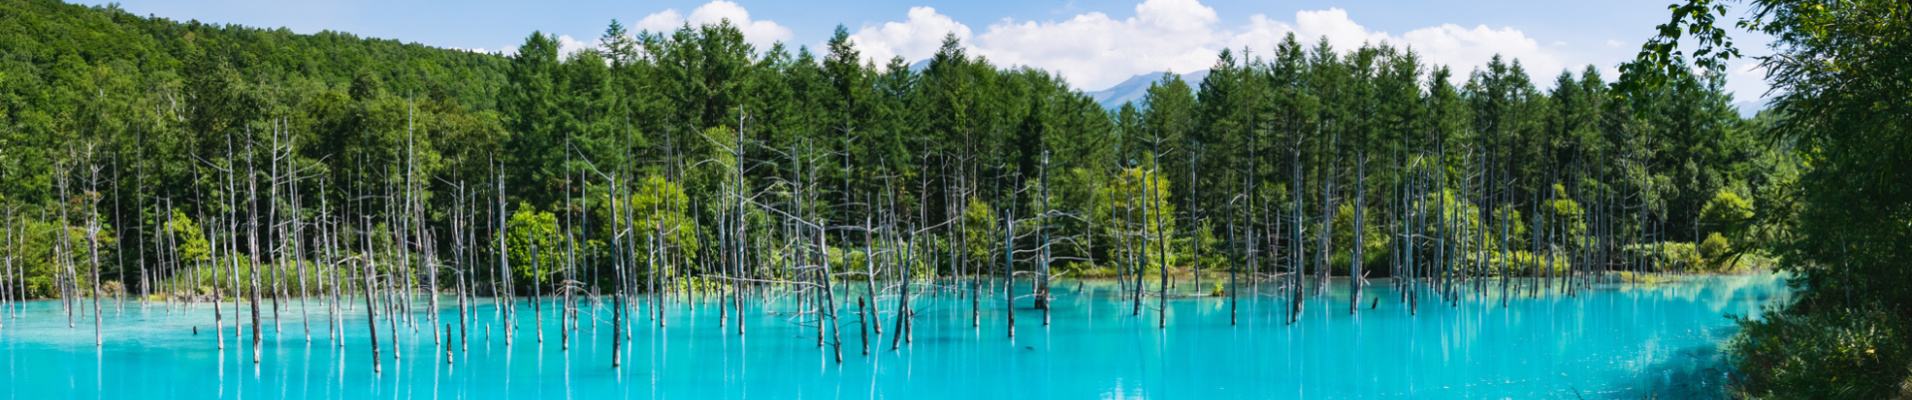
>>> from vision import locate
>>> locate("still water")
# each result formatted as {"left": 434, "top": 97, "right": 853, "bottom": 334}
{"left": 0, "top": 274, "right": 1789, "bottom": 399}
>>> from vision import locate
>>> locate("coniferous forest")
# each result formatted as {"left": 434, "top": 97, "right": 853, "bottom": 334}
{"left": 0, "top": 0, "right": 1906, "bottom": 397}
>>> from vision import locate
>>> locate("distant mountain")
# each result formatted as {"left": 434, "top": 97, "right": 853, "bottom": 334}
{"left": 895, "top": 62, "right": 1206, "bottom": 110}
{"left": 1083, "top": 70, "right": 1209, "bottom": 110}
{"left": 1733, "top": 99, "right": 1769, "bottom": 119}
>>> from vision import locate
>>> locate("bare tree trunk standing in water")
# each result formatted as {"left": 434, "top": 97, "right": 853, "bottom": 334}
{"left": 1227, "top": 200, "right": 1239, "bottom": 326}
{"left": 1003, "top": 212, "right": 1015, "bottom": 338}
{"left": 86, "top": 164, "right": 105, "bottom": 346}
{"left": 245, "top": 135, "right": 264, "bottom": 365}
{"left": 363, "top": 257, "right": 380, "bottom": 373}
{"left": 1351, "top": 152, "right": 1364, "bottom": 314}
{"left": 1149, "top": 169, "right": 1169, "bottom": 329}
{"left": 496, "top": 173, "right": 513, "bottom": 346}
{"left": 894, "top": 231, "right": 915, "bottom": 350}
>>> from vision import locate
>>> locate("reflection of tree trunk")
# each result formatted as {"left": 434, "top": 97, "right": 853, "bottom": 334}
{"left": 611, "top": 290, "right": 621, "bottom": 368}
{"left": 532, "top": 244, "right": 543, "bottom": 343}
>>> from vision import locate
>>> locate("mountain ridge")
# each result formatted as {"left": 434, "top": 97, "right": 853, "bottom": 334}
{"left": 1083, "top": 70, "right": 1209, "bottom": 110}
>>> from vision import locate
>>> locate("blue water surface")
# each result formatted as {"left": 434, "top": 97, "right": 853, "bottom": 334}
{"left": 0, "top": 273, "right": 1790, "bottom": 399}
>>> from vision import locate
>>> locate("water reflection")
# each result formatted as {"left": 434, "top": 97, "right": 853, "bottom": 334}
{"left": 0, "top": 273, "right": 1790, "bottom": 399}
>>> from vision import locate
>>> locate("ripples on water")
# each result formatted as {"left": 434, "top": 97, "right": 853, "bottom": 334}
{"left": 0, "top": 273, "right": 1790, "bottom": 399}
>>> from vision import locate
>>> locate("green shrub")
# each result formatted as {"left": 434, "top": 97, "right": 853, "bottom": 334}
{"left": 26, "top": 276, "right": 54, "bottom": 298}
{"left": 1486, "top": 250, "right": 1568, "bottom": 276}
{"left": 1698, "top": 232, "right": 1736, "bottom": 272}
{"left": 1699, "top": 190, "right": 1753, "bottom": 238}
{"left": 1614, "top": 271, "right": 1671, "bottom": 284}
{"left": 1624, "top": 242, "right": 1703, "bottom": 272}
{"left": 1073, "top": 265, "right": 1118, "bottom": 278}
{"left": 1728, "top": 304, "right": 1912, "bottom": 399}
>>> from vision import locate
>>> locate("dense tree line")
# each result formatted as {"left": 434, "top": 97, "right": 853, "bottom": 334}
{"left": 2, "top": 1, "right": 1812, "bottom": 369}
{"left": 0, "top": 0, "right": 1779, "bottom": 306}
{"left": 1622, "top": 0, "right": 1912, "bottom": 397}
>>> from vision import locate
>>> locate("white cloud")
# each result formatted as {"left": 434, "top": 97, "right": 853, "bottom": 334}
{"left": 1607, "top": 39, "right": 1625, "bottom": 48}
{"left": 632, "top": 0, "right": 793, "bottom": 52}
{"left": 1725, "top": 59, "right": 1771, "bottom": 100}
{"left": 1219, "top": 8, "right": 1566, "bottom": 83}
{"left": 557, "top": 35, "right": 593, "bottom": 58}
{"left": 849, "top": 2, "right": 1584, "bottom": 91}
{"left": 1289, "top": 8, "right": 1387, "bottom": 50}
{"left": 1223, "top": 14, "right": 1293, "bottom": 55}
{"left": 634, "top": 9, "right": 685, "bottom": 34}
{"left": 971, "top": 0, "right": 1221, "bottom": 88}
{"left": 847, "top": 0, "right": 1225, "bottom": 89}
{"left": 847, "top": 7, "right": 972, "bottom": 68}
{"left": 1401, "top": 23, "right": 1562, "bottom": 80}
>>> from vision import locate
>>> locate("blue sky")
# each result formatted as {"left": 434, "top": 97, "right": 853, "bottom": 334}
{"left": 80, "top": 0, "right": 1775, "bottom": 101}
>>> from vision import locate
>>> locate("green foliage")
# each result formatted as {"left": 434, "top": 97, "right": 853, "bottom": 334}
{"left": 606, "top": 174, "right": 698, "bottom": 257}
{"left": 1330, "top": 203, "right": 1391, "bottom": 273}
{"left": 1626, "top": 241, "right": 1702, "bottom": 272}
{"left": 0, "top": 1, "right": 1790, "bottom": 317}
{"left": 1093, "top": 168, "right": 1178, "bottom": 269}
{"left": 1613, "top": 271, "right": 1671, "bottom": 284}
{"left": 25, "top": 276, "right": 54, "bottom": 299}
{"left": 1698, "top": 232, "right": 1734, "bottom": 271}
{"left": 501, "top": 32, "right": 567, "bottom": 209}
{"left": 1728, "top": 304, "right": 1912, "bottom": 399}
{"left": 1699, "top": 190, "right": 1752, "bottom": 239}
{"left": 960, "top": 198, "right": 997, "bottom": 262}
{"left": 164, "top": 209, "right": 209, "bottom": 262}
{"left": 1546, "top": 184, "right": 1588, "bottom": 245}
{"left": 1491, "top": 250, "right": 1568, "bottom": 276}
{"left": 505, "top": 204, "right": 561, "bottom": 291}
{"left": 1627, "top": 1, "right": 1912, "bottom": 391}
{"left": 1139, "top": 72, "right": 1195, "bottom": 169}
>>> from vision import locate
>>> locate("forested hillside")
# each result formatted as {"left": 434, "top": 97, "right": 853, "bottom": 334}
{"left": 1622, "top": 1, "right": 1912, "bottom": 397}
{"left": 0, "top": 0, "right": 1778, "bottom": 311}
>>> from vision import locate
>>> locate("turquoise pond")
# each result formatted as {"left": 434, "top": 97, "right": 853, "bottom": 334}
{"left": 0, "top": 274, "right": 1791, "bottom": 399}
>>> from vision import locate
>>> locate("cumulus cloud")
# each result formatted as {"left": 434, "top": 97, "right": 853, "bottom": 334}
{"left": 847, "top": 7, "right": 972, "bottom": 68}
{"left": 1725, "top": 60, "right": 1771, "bottom": 100}
{"left": 846, "top": 1, "right": 1582, "bottom": 91}
{"left": 557, "top": 35, "right": 594, "bottom": 58}
{"left": 972, "top": 0, "right": 1222, "bottom": 89}
{"left": 1224, "top": 14, "right": 1293, "bottom": 54}
{"left": 1399, "top": 23, "right": 1562, "bottom": 79}
{"left": 1219, "top": 8, "right": 1568, "bottom": 84}
{"left": 1288, "top": 8, "right": 1388, "bottom": 50}
{"left": 632, "top": 0, "right": 793, "bottom": 52}
{"left": 848, "top": 0, "right": 1225, "bottom": 88}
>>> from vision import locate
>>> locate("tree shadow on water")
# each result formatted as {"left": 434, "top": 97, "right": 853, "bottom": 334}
{"left": 1605, "top": 339, "right": 1738, "bottom": 399}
